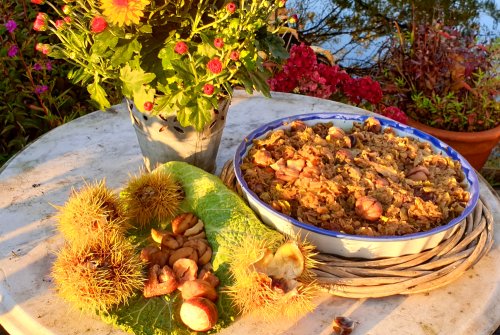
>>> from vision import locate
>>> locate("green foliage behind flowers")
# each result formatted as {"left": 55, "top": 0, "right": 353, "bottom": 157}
{"left": 0, "top": 0, "right": 97, "bottom": 166}
{"left": 34, "top": 0, "right": 288, "bottom": 131}
{"left": 377, "top": 21, "right": 500, "bottom": 132}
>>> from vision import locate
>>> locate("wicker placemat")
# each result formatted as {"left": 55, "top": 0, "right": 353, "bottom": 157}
{"left": 219, "top": 160, "right": 494, "bottom": 298}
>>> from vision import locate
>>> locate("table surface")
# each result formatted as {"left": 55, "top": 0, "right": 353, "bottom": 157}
{"left": 0, "top": 91, "right": 499, "bottom": 335}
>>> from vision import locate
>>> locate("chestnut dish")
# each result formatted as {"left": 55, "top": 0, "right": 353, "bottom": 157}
{"left": 240, "top": 117, "right": 470, "bottom": 237}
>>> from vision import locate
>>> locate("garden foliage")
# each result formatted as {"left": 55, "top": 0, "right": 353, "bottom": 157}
{"left": 0, "top": 0, "right": 97, "bottom": 166}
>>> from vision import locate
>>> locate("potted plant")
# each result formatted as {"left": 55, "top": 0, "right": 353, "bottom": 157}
{"left": 31, "top": 0, "right": 288, "bottom": 172}
{"left": 268, "top": 43, "right": 409, "bottom": 123}
{"left": 376, "top": 21, "right": 500, "bottom": 170}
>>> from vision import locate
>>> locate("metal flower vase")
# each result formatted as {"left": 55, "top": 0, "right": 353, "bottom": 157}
{"left": 127, "top": 98, "right": 230, "bottom": 173}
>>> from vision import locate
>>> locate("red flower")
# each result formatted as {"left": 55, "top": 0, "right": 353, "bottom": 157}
{"left": 207, "top": 58, "right": 223, "bottom": 74}
{"left": 35, "top": 43, "right": 51, "bottom": 55}
{"left": 230, "top": 50, "right": 240, "bottom": 61}
{"left": 174, "top": 41, "right": 188, "bottom": 55}
{"left": 226, "top": 2, "right": 237, "bottom": 14}
{"left": 64, "top": 16, "right": 71, "bottom": 24}
{"left": 380, "top": 106, "right": 408, "bottom": 124}
{"left": 343, "top": 76, "right": 383, "bottom": 105}
{"left": 91, "top": 16, "right": 107, "bottom": 33}
{"left": 289, "top": 14, "right": 298, "bottom": 24}
{"left": 214, "top": 38, "right": 224, "bottom": 49}
{"left": 33, "top": 13, "right": 48, "bottom": 31}
{"left": 55, "top": 20, "right": 65, "bottom": 30}
{"left": 144, "top": 101, "right": 154, "bottom": 111}
{"left": 31, "top": 0, "right": 45, "bottom": 4}
{"left": 203, "top": 84, "right": 215, "bottom": 95}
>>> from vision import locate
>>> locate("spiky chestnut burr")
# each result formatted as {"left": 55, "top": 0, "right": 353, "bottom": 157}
{"left": 52, "top": 231, "right": 145, "bottom": 313}
{"left": 226, "top": 235, "right": 319, "bottom": 320}
{"left": 55, "top": 179, "right": 128, "bottom": 246}
{"left": 120, "top": 170, "right": 183, "bottom": 228}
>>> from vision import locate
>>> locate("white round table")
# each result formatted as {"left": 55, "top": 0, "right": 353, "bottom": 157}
{"left": 1, "top": 91, "right": 499, "bottom": 335}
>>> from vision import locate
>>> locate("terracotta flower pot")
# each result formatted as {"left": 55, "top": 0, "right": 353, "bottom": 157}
{"left": 406, "top": 118, "right": 500, "bottom": 170}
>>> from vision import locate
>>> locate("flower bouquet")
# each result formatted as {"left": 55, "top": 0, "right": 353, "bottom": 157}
{"left": 32, "top": 0, "right": 288, "bottom": 171}
{"left": 32, "top": 0, "right": 288, "bottom": 131}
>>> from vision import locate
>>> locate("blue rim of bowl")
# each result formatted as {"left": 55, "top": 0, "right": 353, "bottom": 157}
{"left": 234, "top": 112, "right": 480, "bottom": 242}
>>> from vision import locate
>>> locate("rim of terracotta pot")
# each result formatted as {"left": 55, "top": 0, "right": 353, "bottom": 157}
{"left": 406, "top": 118, "right": 500, "bottom": 143}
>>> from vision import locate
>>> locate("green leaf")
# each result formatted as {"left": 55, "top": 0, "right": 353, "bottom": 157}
{"left": 170, "top": 59, "right": 194, "bottom": 82}
{"left": 240, "top": 49, "right": 257, "bottom": 71}
{"left": 248, "top": 70, "right": 271, "bottom": 96}
{"left": 265, "top": 34, "right": 288, "bottom": 61}
{"left": 138, "top": 24, "right": 152, "bottom": 33}
{"left": 176, "top": 104, "right": 194, "bottom": 127}
{"left": 158, "top": 43, "right": 181, "bottom": 71}
{"left": 236, "top": 71, "right": 256, "bottom": 95}
{"left": 190, "top": 97, "right": 213, "bottom": 131}
{"left": 168, "top": 89, "right": 187, "bottom": 106}
{"left": 111, "top": 39, "right": 141, "bottom": 67}
{"left": 120, "top": 64, "right": 156, "bottom": 97}
{"left": 91, "top": 30, "right": 119, "bottom": 55}
{"left": 70, "top": 31, "right": 85, "bottom": 49}
{"left": 48, "top": 49, "right": 66, "bottom": 59}
{"left": 154, "top": 95, "right": 176, "bottom": 117}
{"left": 67, "top": 67, "right": 92, "bottom": 85}
{"left": 132, "top": 86, "right": 155, "bottom": 113}
{"left": 87, "top": 80, "right": 110, "bottom": 110}
{"left": 196, "top": 42, "right": 217, "bottom": 59}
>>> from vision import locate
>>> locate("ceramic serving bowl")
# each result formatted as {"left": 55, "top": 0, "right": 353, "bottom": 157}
{"left": 234, "top": 113, "right": 479, "bottom": 259}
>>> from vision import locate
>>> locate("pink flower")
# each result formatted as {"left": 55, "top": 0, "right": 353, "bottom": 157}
{"left": 35, "top": 43, "right": 51, "bottom": 55}
{"left": 230, "top": 50, "right": 240, "bottom": 61}
{"left": 7, "top": 45, "right": 19, "bottom": 57}
{"left": 45, "top": 61, "right": 52, "bottom": 71}
{"left": 33, "top": 63, "right": 43, "bottom": 71}
{"left": 207, "top": 58, "right": 223, "bottom": 74}
{"left": 226, "top": 3, "right": 237, "bottom": 14}
{"left": 342, "top": 76, "right": 383, "bottom": 105}
{"left": 381, "top": 106, "right": 408, "bottom": 124}
{"left": 55, "top": 19, "right": 65, "bottom": 30}
{"left": 35, "top": 85, "right": 48, "bottom": 94}
{"left": 203, "top": 83, "right": 215, "bottom": 95}
{"left": 269, "top": 43, "right": 350, "bottom": 99}
{"left": 64, "top": 16, "right": 71, "bottom": 24}
{"left": 174, "top": 41, "right": 188, "bottom": 55}
{"left": 33, "top": 13, "right": 48, "bottom": 31}
{"left": 91, "top": 16, "right": 107, "bottom": 33}
{"left": 214, "top": 38, "right": 224, "bottom": 49}
{"left": 5, "top": 20, "right": 17, "bottom": 33}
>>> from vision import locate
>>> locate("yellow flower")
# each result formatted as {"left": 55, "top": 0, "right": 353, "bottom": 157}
{"left": 100, "top": 0, "right": 149, "bottom": 27}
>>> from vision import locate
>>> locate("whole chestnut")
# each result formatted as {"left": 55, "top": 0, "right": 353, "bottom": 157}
{"left": 355, "top": 196, "right": 383, "bottom": 221}
{"left": 363, "top": 117, "right": 382, "bottom": 133}
{"left": 406, "top": 166, "right": 430, "bottom": 181}
{"left": 180, "top": 297, "right": 218, "bottom": 332}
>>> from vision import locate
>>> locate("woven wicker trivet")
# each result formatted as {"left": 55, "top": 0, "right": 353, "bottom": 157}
{"left": 219, "top": 160, "right": 494, "bottom": 298}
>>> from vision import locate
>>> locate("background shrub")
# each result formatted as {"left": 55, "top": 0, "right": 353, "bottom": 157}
{"left": 0, "top": 0, "right": 98, "bottom": 166}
